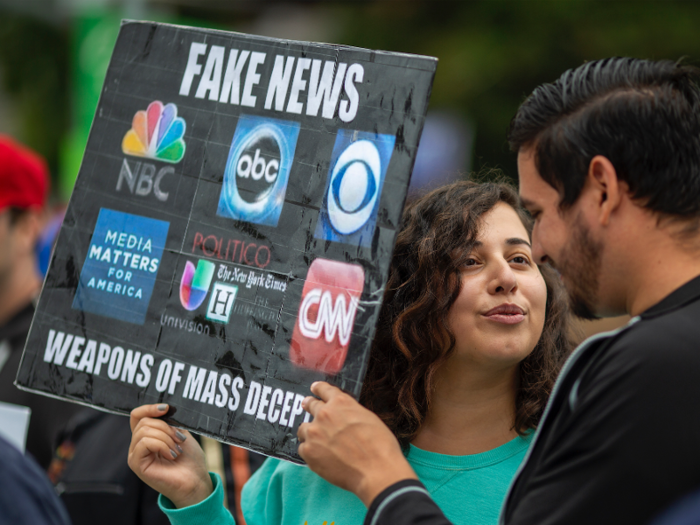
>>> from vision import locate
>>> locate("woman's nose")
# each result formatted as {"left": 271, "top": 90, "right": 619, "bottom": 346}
{"left": 488, "top": 261, "right": 518, "bottom": 295}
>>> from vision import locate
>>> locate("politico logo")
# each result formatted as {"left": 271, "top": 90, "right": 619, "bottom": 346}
{"left": 315, "top": 130, "right": 395, "bottom": 247}
{"left": 217, "top": 115, "right": 300, "bottom": 227}
{"left": 290, "top": 259, "right": 364, "bottom": 375}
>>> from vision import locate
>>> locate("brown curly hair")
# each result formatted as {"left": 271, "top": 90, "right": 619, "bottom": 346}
{"left": 359, "top": 180, "right": 571, "bottom": 448}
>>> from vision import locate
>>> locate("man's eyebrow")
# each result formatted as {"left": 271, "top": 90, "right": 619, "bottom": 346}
{"left": 506, "top": 237, "right": 531, "bottom": 248}
{"left": 519, "top": 197, "right": 536, "bottom": 209}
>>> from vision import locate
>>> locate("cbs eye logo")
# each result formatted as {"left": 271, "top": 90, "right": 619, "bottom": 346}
{"left": 315, "top": 130, "right": 395, "bottom": 247}
{"left": 217, "top": 115, "right": 300, "bottom": 227}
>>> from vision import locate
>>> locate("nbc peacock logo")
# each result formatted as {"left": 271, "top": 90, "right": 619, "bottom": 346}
{"left": 122, "top": 101, "right": 186, "bottom": 163}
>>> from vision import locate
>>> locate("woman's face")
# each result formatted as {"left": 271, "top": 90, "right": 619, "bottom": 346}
{"left": 447, "top": 202, "right": 547, "bottom": 370}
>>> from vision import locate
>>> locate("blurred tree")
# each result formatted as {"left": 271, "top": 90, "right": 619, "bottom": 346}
{"left": 2, "top": 0, "right": 700, "bottom": 189}
{"left": 333, "top": 0, "right": 700, "bottom": 180}
{"left": 0, "top": 12, "right": 69, "bottom": 183}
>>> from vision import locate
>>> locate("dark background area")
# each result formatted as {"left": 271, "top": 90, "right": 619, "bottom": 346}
{"left": 1, "top": 0, "right": 693, "bottom": 336}
{"left": 1, "top": 0, "right": 699, "bottom": 197}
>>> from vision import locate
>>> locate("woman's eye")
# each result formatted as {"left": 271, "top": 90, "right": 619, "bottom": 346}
{"left": 464, "top": 258, "right": 478, "bottom": 266}
{"left": 511, "top": 256, "right": 530, "bottom": 265}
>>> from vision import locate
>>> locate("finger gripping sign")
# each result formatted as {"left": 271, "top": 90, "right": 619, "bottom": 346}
{"left": 15, "top": 20, "right": 437, "bottom": 463}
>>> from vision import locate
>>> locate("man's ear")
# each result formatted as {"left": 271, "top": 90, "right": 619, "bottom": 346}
{"left": 587, "top": 155, "right": 622, "bottom": 226}
{"left": 13, "top": 210, "right": 42, "bottom": 255}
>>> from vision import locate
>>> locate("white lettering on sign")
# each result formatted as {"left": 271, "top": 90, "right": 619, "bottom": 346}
{"left": 117, "top": 159, "right": 173, "bottom": 201}
{"left": 179, "top": 42, "right": 364, "bottom": 122}
{"left": 242, "top": 381, "right": 312, "bottom": 428}
{"left": 298, "top": 288, "right": 359, "bottom": 346}
{"left": 43, "top": 329, "right": 154, "bottom": 387}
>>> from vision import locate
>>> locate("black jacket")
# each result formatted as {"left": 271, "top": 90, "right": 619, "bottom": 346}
{"left": 0, "top": 434, "right": 71, "bottom": 525}
{"left": 0, "top": 303, "right": 82, "bottom": 470}
{"left": 364, "top": 275, "right": 700, "bottom": 525}
{"left": 52, "top": 408, "right": 170, "bottom": 525}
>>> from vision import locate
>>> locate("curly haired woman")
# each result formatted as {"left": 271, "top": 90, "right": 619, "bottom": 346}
{"left": 128, "top": 180, "right": 571, "bottom": 525}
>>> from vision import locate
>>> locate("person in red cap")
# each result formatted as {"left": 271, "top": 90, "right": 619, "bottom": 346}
{"left": 0, "top": 135, "right": 80, "bottom": 470}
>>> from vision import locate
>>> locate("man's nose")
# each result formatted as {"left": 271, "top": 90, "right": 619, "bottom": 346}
{"left": 531, "top": 231, "right": 549, "bottom": 265}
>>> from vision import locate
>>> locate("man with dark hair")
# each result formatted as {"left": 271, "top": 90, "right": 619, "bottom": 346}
{"left": 297, "top": 57, "right": 700, "bottom": 524}
{"left": 0, "top": 136, "right": 81, "bottom": 470}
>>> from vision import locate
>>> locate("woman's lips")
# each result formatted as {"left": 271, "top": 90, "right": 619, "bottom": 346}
{"left": 483, "top": 304, "right": 525, "bottom": 325}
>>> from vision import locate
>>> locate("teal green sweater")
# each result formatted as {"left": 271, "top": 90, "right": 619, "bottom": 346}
{"left": 159, "top": 433, "right": 533, "bottom": 525}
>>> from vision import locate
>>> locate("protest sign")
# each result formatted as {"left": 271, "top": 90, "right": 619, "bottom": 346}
{"left": 16, "top": 20, "right": 437, "bottom": 462}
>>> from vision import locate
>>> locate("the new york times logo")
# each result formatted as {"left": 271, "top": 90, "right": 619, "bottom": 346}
{"left": 217, "top": 115, "right": 300, "bottom": 227}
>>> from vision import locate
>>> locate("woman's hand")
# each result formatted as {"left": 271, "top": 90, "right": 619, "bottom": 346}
{"left": 128, "top": 404, "right": 213, "bottom": 508}
{"left": 297, "top": 382, "right": 418, "bottom": 507}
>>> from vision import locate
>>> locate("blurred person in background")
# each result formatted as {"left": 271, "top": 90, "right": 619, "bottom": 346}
{"left": 47, "top": 408, "right": 171, "bottom": 525}
{"left": 0, "top": 135, "right": 260, "bottom": 525}
{"left": 0, "top": 135, "right": 81, "bottom": 470}
{"left": 0, "top": 433, "right": 71, "bottom": 525}
{"left": 48, "top": 406, "right": 262, "bottom": 525}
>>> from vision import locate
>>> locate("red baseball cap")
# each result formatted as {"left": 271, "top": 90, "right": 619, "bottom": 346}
{"left": 0, "top": 135, "right": 49, "bottom": 211}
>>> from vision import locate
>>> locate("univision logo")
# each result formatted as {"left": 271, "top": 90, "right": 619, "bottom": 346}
{"left": 122, "top": 101, "right": 186, "bottom": 163}
{"left": 315, "top": 130, "right": 395, "bottom": 247}
{"left": 217, "top": 115, "right": 300, "bottom": 227}
{"left": 180, "top": 259, "right": 215, "bottom": 311}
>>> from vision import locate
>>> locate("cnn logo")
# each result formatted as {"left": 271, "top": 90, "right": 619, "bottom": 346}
{"left": 290, "top": 259, "right": 364, "bottom": 375}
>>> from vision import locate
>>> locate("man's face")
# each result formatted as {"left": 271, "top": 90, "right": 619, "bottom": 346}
{"left": 517, "top": 147, "right": 603, "bottom": 319}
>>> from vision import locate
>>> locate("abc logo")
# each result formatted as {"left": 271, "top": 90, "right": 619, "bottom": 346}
{"left": 235, "top": 130, "right": 280, "bottom": 203}
{"left": 315, "top": 130, "right": 395, "bottom": 246}
{"left": 290, "top": 258, "right": 365, "bottom": 375}
{"left": 217, "top": 115, "right": 300, "bottom": 227}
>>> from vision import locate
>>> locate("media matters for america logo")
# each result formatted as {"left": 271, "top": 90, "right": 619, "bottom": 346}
{"left": 315, "top": 130, "right": 395, "bottom": 247}
{"left": 122, "top": 101, "right": 186, "bottom": 163}
{"left": 290, "top": 258, "right": 365, "bottom": 375}
{"left": 217, "top": 115, "right": 300, "bottom": 227}
{"left": 72, "top": 209, "right": 170, "bottom": 325}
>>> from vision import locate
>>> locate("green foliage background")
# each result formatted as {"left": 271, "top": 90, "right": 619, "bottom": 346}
{"left": 0, "top": 13, "right": 68, "bottom": 180}
{"left": 333, "top": 0, "right": 700, "bottom": 179}
{"left": 2, "top": 0, "right": 700, "bottom": 191}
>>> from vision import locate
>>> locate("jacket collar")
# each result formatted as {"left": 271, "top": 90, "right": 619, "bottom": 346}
{"left": 640, "top": 273, "right": 700, "bottom": 320}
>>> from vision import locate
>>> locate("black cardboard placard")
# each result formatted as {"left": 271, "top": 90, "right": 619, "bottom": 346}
{"left": 16, "top": 20, "right": 437, "bottom": 462}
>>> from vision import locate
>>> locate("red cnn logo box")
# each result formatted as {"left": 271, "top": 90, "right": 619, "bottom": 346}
{"left": 290, "top": 259, "right": 365, "bottom": 375}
